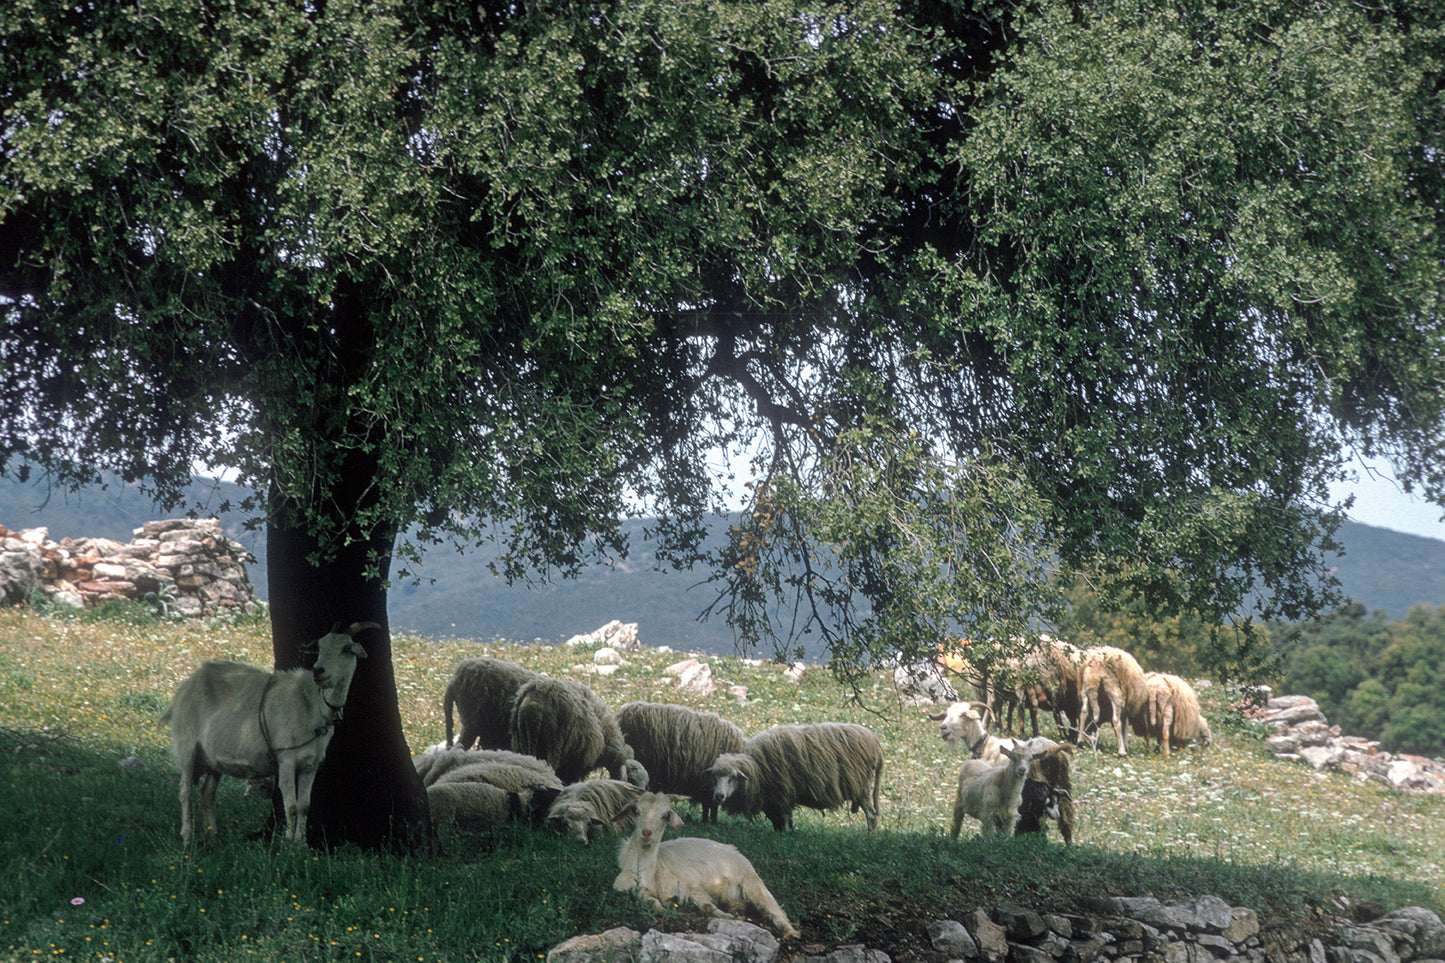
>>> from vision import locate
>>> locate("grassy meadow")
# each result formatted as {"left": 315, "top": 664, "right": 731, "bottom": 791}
{"left": 1, "top": 604, "right": 1442, "bottom": 962}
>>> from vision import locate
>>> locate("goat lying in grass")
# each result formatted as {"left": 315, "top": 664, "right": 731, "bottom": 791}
{"left": 613, "top": 792, "right": 799, "bottom": 938}
{"left": 160, "top": 622, "right": 378, "bottom": 846}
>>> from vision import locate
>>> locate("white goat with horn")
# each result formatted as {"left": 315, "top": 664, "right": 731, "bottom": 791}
{"left": 159, "top": 621, "right": 379, "bottom": 846}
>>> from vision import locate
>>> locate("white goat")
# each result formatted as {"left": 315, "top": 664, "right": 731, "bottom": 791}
{"left": 931, "top": 702, "right": 1059, "bottom": 765}
{"left": 948, "top": 743, "right": 1035, "bottom": 838}
{"left": 612, "top": 792, "right": 800, "bottom": 939}
{"left": 159, "top": 621, "right": 378, "bottom": 846}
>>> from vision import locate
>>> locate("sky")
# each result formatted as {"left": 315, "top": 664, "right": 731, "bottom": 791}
{"left": 1331, "top": 460, "right": 1445, "bottom": 543}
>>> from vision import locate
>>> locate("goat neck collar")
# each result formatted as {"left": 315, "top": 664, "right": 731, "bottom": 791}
{"left": 321, "top": 692, "right": 346, "bottom": 717}
{"left": 968, "top": 734, "right": 989, "bottom": 758}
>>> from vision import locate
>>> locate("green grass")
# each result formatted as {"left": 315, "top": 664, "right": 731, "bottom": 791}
{"left": 1, "top": 606, "right": 1441, "bottom": 962}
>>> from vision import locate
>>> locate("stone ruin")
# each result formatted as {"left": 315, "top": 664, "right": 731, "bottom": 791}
{"left": 1243, "top": 692, "right": 1445, "bottom": 795}
{"left": 0, "top": 518, "right": 259, "bottom": 619}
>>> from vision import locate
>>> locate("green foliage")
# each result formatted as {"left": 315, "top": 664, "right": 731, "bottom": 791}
{"left": 1280, "top": 603, "right": 1445, "bottom": 757}
{"left": 1055, "top": 576, "right": 1278, "bottom": 684}
{"left": 3, "top": 0, "right": 1443, "bottom": 694}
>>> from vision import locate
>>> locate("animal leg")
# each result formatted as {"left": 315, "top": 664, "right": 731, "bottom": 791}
{"left": 177, "top": 759, "right": 195, "bottom": 844}
{"left": 198, "top": 772, "right": 221, "bottom": 836}
{"left": 291, "top": 763, "right": 321, "bottom": 847}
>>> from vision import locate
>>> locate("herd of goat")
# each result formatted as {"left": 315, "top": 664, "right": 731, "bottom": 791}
{"left": 159, "top": 629, "right": 1212, "bottom": 936}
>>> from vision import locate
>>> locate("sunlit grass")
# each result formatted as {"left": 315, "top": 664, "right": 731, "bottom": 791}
{"left": 1, "top": 605, "right": 1441, "bottom": 962}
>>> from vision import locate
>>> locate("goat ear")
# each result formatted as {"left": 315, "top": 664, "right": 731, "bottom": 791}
{"left": 342, "top": 641, "right": 368, "bottom": 659}
{"left": 666, "top": 809, "right": 684, "bottom": 829}
{"left": 927, "top": 710, "right": 946, "bottom": 721}
{"left": 611, "top": 804, "right": 637, "bottom": 825}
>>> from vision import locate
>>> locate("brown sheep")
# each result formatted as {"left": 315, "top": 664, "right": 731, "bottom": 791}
{"left": 443, "top": 657, "right": 542, "bottom": 750}
{"left": 509, "top": 676, "right": 643, "bottom": 785}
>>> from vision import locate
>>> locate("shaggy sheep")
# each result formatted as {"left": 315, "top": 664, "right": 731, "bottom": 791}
{"left": 707, "top": 722, "right": 884, "bottom": 833}
{"left": 1132, "top": 672, "right": 1213, "bottom": 757}
{"left": 949, "top": 743, "right": 1035, "bottom": 838}
{"left": 615, "top": 701, "right": 745, "bottom": 823}
{"left": 509, "top": 676, "right": 643, "bottom": 785}
{"left": 414, "top": 747, "right": 557, "bottom": 788}
{"left": 443, "top": 657, "right": 542, "bottom": 750}
{"left": 1076, "top": 645, "right": 1149, "bottom": 755}
{"left": 427, "top": 781, "right": 533, "bottom": 829}
{"left": 159, "top": 621, "right": 378, "bottom": 846}
{"left": 539, "top": 777, "right": 644, "bottom": 845}
{"left": 613, "top": 792, "right": 800, "bottom": 939}
{"left": 1002, "top": 637, "right": 1086, "bottom": 738}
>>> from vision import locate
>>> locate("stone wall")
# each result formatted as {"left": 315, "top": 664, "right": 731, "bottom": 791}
{"left": 0, "top": 518, "right": 259, "bottom": 619}
{"left": 1244, "top": 693, "right": 1445, "bottom": 795}
{"left": 547, "top": 898, "right": 1445, "bottom": 963}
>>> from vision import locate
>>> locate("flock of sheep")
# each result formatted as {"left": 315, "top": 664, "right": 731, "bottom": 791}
{"left": 158, "top": 630, "right": 1212, "bottom": 938}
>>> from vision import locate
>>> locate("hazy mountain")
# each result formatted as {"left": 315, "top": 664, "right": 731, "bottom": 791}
{"left": 4, "top": 476, "right": 1444, "bottom": 653}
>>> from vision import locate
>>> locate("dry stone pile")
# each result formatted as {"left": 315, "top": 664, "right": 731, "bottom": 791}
{"left": 0, "top": 519, "right": 258, "bottom": 619}
{"left": 1246, "top": 693, "right": 1445, "bottom": 795}
{"left": 547, "top": 899, "right": 1445, "bottom": 963}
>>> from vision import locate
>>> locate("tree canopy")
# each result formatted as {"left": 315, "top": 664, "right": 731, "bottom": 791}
{"left": 3, "top": 0, "right": 1441, "bottom": 843}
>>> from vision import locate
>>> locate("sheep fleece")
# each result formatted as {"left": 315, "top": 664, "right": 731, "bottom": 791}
{"left": 714, "top": 722, "right": 883, "bottom": 831}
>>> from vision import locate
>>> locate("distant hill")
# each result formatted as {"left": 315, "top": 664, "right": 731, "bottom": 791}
{"left": 4, "top": 476, "right": 1445, "bottom": 652}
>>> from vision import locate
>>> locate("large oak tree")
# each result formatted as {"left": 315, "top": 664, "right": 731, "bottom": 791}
{"left": 3, "top": 0, "right": 1440, "bottom": 846}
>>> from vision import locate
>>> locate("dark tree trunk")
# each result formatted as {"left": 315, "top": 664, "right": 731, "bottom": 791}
{"left": 266, "top": 451, "right": 432, "bottom": 850}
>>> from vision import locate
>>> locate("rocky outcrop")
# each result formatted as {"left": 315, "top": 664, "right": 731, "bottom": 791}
{"left": 0, "top": 519, "right": 258, "bottom": 619}
{"left": 1246, "top": 694, "right": 1445, "bottom": 795}
{"left": 547, "top": 900, "right": 1445, "bottom": 963}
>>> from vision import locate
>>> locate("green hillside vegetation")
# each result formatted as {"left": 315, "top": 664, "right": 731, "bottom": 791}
{"left": 1278, "top": 603, "right": 1445, "bottom": 758}
{"left": 4, "top": 477, "right": 1445, "bottom": 654}
{"left": 1, "top": 606, "right": 1441, "bottom": 961}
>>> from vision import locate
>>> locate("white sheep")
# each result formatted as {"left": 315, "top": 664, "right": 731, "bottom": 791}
{"left": 612, "top": 791, "right": 800, "bottom": 939}
{"left": 541, "top": 777, "right": 644, "bottom": 845}
{"left": 706, "top": 722, "right": 884, "bottom": 832}
{"left": 1076, "top": 645, "right": 1149, "bottom": 755}
{"left": 427, "top": 781, "right": 532, "bottom": 829}
{"left": 443, "top": 657, "right": 542, "bottom": 750}
{"left": 615, "top": 701, "right": 745, "bottom": 823}
{"left": 1131, "top": 672, "right": 1213, "bottom": 757}
{"left": 159, "top": 621, "right": 378, "bottom": 846}
{"left": 509, "top": 676, "right": 644, "bottom": 785}
{"left": 949, "top": 742, "right": 1035, "bottom": 838}
{"left": 414, "top": 747, "right": 558, "bottom": 788}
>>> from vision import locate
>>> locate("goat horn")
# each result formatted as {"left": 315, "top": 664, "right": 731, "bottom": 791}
{"left": 345, "top": 621, "right": 383, "bottom": 637}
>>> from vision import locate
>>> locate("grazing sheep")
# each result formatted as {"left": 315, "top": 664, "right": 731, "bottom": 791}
{"left": 540, "top": 778, "right": 644, "bottom": 845}
{"left": 427, "top": 781, "right": 533, "bottom": 829}
{"left": 509, "top": 676, "right": 642, "bottom": 785}
{"left": 1076, "top": 645, "right": 1148, "bottom": 755}
{"left": 159, "top": 621, "right": 378, "bottom": 846}
{"left": 443, "top": 657, "right": 542, "bottom": 750}
{"left": 615, "top": 702, "right": 745, "bottom": 823}
{"left": 1014, "top": 778, "right": 1066, "bottom": 837}
{"left": 1132, "top": 672, "right": 1213, "bottom": 757}
{"left": 414, "top": 747, "right": 558, "bottom": 788}
{"left": 949, "top": 743, "right": 1035, "bottom": 838}
{"left": 1001, "top": 636, "right": 1086, "bottom": 738}
{"left": 613, "top": 792, "right": 800, "bottom": 939}
{"left": 1032, "top": 743, "right": 1076, "bottom": 844}
{"left": 707, "top": 722, "right": 884, "bottom": 833}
